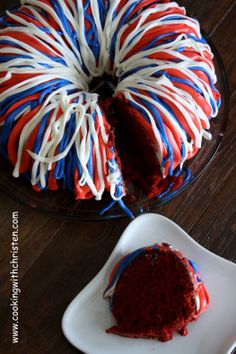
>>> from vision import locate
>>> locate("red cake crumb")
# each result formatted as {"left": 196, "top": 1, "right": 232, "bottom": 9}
{"left": 104, "top": 244, "right": 209, "bottom": 342}
{"left": 110, "top": 98, "right": 162, "bottom": 192}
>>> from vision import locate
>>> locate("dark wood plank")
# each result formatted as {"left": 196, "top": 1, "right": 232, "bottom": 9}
{"left": 178, "top": 0, "right": 236, "bottom": 34}
{"left": 210, "top": 4, "right": 236, "bottom": 93}
{"left": 0, "top": 1, "right": 15, "bottom": 9}
{"left": 0, "top": 218, "right": 128, "bottom": 353}
{"left": 0, "top": 198, "right": 65, "bottom": 296}
{"left": 0, "top": 189, "right": 66, "bottom": 334}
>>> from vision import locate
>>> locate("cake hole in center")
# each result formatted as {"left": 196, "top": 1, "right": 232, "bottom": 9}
{"left": 89, "top": 75, "right": 117, "bottom": 100}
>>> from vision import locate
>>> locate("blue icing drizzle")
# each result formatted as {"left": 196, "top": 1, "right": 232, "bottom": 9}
{"left": 188, "top": 259, "right": 202, "bottom": 282}
{"left": 157, "top": 71, "right": 204, "bottom": 95}
{"left": 38, "top": 63, "right": 53, "bottom": 69}
{"left": 39, "top": 53, "right": 67, "bottom": 66}
{"left": 65, "top": 150, "right": 74, "bottom": 191}
{"left": 100, "top": 199, "right": 116, "bottom": 215}
{"left": 33, "top": 111, "right": 51, "bottom": 155}
{"left": 216, "top": 93, "right": 221, "bottom": 109}
{"left": 161, "top": 15, "right": 187, "bottom": 21}
{"left": 188, "top": 65, "right": 218, "bottom": 114}
{"left": 186, "top": 34, "right": 207, "bottom": 44}
{"left": 100, "top": 198, "right": 134, "bottom": 219}
{"left": 124, "top": 96, "right": 154, "bottom": 124}
{"left": 141, "top": 32, "right": 180, "bottom": 51}
{"left": 54, "top": 113, "right": 74, "bottom": 180}
{"left": 87, "top": 135, "right": 93, "bottom": 178}
{"left": 0, "top": 39, "right": 23, "bottom": 47}
{"left": 97, "top": 0, "right": 107, "bottom": 26}
{"left": 31, "top": 111, "right": 51, "bottom": 182}
{"left": 197, "top": 275, "right": 202, "bottom": 282}
{"left": 188, "top": 259, "right": 199, "bottom": 273}
{"left": 50, "top": 0, "right": 74, "bottom": 40}
{"left": 129, "top": 88, "right": 174, "bottom": 175}
{"left": 118, "top": 199, "right": 134, "bottom": 219}
{"left": 110, "top": 0, "right": 140, "bottom": 60}
{"left": 152, "top": 94, "right": 188, "bottom": 164}
{"left": 156, "top": 167, "right": 191, "bottom": 201}
{"left": 48, "top": 0, "right": 88, "bottom": 69}
{"left": 0, "top": 79, "right": 71, "bottom": 116}
{"left": 104, "top": 244, "right": 160, "bottom": 308}
{"left": 120, "top": 63, "right": 158, "bottom": 80}
{"left": 0, "top": 55, "right": 32, "bottom": 63}
{"left": 0, "top": 101, "right": 34, "bottom": 151}
{"left": 83, "top": 0, "right": 101, "bottom": 61}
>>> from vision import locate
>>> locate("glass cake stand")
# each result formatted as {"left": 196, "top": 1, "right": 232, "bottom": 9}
{"left": 0, "top": 28, "right": 229, "bottom": 220}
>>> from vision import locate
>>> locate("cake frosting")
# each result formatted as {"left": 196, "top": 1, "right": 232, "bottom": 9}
{"left": 0, "top": 0, "right": 221, "bottom": 216}
{"left": 104, "top": 243, "right": 209, "bottom": 341}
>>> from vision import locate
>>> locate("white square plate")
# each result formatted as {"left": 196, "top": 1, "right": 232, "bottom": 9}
{"left": 62, "top": 214, "right": 236, "bottom": 354}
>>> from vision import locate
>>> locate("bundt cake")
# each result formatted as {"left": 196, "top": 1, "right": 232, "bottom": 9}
{"left": 104, "top": 243, "right": 210, "bottom": 341}
{"left": 0, "top": 0, "right": 221, "bottom": 216}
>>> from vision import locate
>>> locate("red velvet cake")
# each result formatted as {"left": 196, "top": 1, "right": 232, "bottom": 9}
{"left": 0, "top": 0, "right": 221, "bottom": 217}
{"left": 104, "top": 243, "right": 209, "bottom": 342}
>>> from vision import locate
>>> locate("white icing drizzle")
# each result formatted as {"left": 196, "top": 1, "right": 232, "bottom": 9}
{"left": 194, "top": 293, "right": 201, "bottom": 313}
{"left": 0, "top": 0, "right": 220, "bottom": 198}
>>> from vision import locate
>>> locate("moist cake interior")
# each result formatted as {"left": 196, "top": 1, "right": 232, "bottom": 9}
{"left": 102, "top": 92, "right": 163, "bottom": 197}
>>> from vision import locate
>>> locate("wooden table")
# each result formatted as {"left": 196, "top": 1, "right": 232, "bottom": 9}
{"left": 0, "top": 1, "right": 235, "bottom": 353}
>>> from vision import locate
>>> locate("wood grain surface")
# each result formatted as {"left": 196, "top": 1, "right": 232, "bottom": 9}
{"left": 0, "top": 1, "right": 236, "bottom": 353}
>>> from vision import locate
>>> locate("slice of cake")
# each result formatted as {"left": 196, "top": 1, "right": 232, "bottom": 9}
{"left": 104, "top": 243, "right": 209, "bottom": 342}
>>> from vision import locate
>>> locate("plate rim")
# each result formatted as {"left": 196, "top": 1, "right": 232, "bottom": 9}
{"left": 61, "top": 213, "right": 236, "bottom": 354}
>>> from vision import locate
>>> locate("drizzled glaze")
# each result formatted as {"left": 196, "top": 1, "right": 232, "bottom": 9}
{"left": 0, "top": 0, "right": 221, "bottom": 215}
